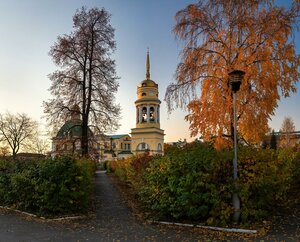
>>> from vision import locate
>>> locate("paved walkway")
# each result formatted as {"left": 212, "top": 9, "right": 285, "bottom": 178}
{"left": 0, "top": 170, "right": 299, "bottom": 241}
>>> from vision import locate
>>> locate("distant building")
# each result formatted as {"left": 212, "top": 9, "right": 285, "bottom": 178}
{"left": 51, "top": 51, "right": 165, "bottom": 160}
{"left": 99, "top": 134, "right": 133, "bottom": 161}
{"left": 51, "top": 105, "right": 98, "bottom": 158}
{"left": 263, "top": 131, "right": 300, "bottom": 148}
{"left": 15, "top": 153, "right": 46, "bottom": 160}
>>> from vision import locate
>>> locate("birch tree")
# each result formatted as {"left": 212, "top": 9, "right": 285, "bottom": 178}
{"left": 166, "top": 0, "right": 299, "bottom": 148}
{"left": 280, "top": 116, "right": 296, "bottom": 147}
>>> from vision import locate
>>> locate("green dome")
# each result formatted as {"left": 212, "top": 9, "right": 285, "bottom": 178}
{"left": 56, "top": 120, "right": 83, "bottom": 138}
{"left": 139, "top": 79, "right": 157, "bottom": 88}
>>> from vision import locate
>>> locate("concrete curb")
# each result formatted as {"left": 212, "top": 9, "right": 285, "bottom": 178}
{"left": 154, "top": 221, "right": 257, "bottom": 234}
{"left": 0, "top": 206, "right": 87, "bottom": 221}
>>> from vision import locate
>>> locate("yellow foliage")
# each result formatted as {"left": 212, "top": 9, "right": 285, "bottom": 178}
{"left": 167, "top": 0, "right": 299, "bottom": 148}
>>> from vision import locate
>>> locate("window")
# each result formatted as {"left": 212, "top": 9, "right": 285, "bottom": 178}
{"left": 157, "top": 143, "right": 162, "bottom": 151}
{"left": 142, "top": 107, "right": 147, "bottom": 122}
{"left": 149, "top": 107, "right": 155, "bottom": 122}
{"left": 142, "top": 92, "right": 146, "bottom": 96}
{"left": 137, "top": 142, "right": 149, "bottom": 151}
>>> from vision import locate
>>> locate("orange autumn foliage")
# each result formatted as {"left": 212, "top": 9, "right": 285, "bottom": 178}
{"left": 165, "top": 0, "right": 300, "bottom": 148}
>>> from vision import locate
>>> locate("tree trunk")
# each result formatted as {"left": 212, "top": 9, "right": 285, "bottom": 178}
{"left": 81, "top": 115, "right": 89, "bottom": 156}
{"left": 12, "top": 150, "right": 17, "bottom": 160}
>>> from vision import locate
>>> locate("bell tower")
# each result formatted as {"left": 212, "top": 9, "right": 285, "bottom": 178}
{"left": 130, "top": 50, "right": 164, "bottom": 155}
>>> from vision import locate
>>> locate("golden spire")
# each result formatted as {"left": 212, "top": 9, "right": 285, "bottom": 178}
{"left": 146, "top": 48, "right": 150, "bottom": 80}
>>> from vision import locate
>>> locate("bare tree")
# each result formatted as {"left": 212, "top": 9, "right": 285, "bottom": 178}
{"left": 44, "top": 7, "right": 120, "bottom": 156}
{"left": 24, "top": 136, "right": 50, "bottom": 155}
{"left": 281, "top": 116, "right": 296, "bottom": 147}
{"left": 23, "top": 124, "right": 51, "bottom": 155}
{"left": 0, "top": 112, "right": 38, "bottom": 159}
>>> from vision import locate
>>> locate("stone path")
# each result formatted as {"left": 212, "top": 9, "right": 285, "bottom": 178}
{"left": 0, "top": 170, "right": 299, "bottom": 241}
{"left": 75, "top": 170, "right": 204, "bottom": 241}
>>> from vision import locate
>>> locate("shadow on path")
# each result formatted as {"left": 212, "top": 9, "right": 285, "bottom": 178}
{"left": 78, "top": 170, "right": 202, "bottom": 241}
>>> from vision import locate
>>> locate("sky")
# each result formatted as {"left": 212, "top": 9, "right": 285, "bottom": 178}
{"left": 0, "top": 0, "right": 299, "bottom": 143}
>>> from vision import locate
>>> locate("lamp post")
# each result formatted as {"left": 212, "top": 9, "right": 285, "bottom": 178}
{"left": 229, "top": 70, "right": 245, "bottom": 222}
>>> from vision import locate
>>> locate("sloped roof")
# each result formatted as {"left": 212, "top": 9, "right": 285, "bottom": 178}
{"left": 109, "top": 134, "right": 130, "bottom": 140}
{"left": 56, "top": 119, "right": 93, "bottom": 138}
{"left": 56, "top": 119, "right": 82, "bottom": 137}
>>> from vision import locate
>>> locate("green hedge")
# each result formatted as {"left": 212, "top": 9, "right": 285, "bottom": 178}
{"left": 237, "top": 147, "right": 297, "bottom": 222}
{"left": 144, "top": 144, "right": 299, "bottom": 225}
{"left": 110, "top": 142, "right": 300, "bottom": 226}
{"left": 0, "top": 156, "right": 95, "bottom": 217}
{"left": 140, "top": 143, "right": 233, "bottom": 225}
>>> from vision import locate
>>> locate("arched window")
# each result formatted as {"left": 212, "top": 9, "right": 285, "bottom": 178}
{"left": 157, "top": 143, "right": 162, "bottom": 151}
{"left": 149, "top": 107, "right": 155, "bottom": 122}
{"left": 137, "top": 142, "right": 149, "bottom": 151}
{"left": 142, "top": 92, "right": 146, "bottom": 96}
{"left": 142, "top": 107, "right": 147, "bottom": 122}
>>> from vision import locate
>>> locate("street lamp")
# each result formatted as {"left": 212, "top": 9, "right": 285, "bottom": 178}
{"left": 229, "top": 70, "right": 245, "bottom": 222}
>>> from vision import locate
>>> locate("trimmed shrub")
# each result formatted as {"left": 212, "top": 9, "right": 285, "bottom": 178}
{"left": 140, "top": 143, "right": 233, "bottom": 225}
{"left": 110, "top": 142, "right": 300, "bottom": 226}
{"left": 237, "top": 147, "right": 296, "bottom": 222}
{"left": 0, "top": 156, "right": 94, "bottom": 217}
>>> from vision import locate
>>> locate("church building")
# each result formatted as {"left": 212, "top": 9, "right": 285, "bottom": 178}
{"left": 51, "top": 104, "right": 99, "bottom": 158}
{"left": 51, "top": 51, "right": 164, "bottom": 159}
{"left": 130, "top": 51, "right": 165, "bottom": 155}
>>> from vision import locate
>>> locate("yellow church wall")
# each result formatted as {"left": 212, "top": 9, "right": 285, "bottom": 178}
{"left": 135, "top": 122, "right": 160, "bottom": 129}
{"left": 137, "top": 86, "right": 158, "bottom": 100}
{"left": 130, "top": 129, "right": 164, "bottom": 155}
